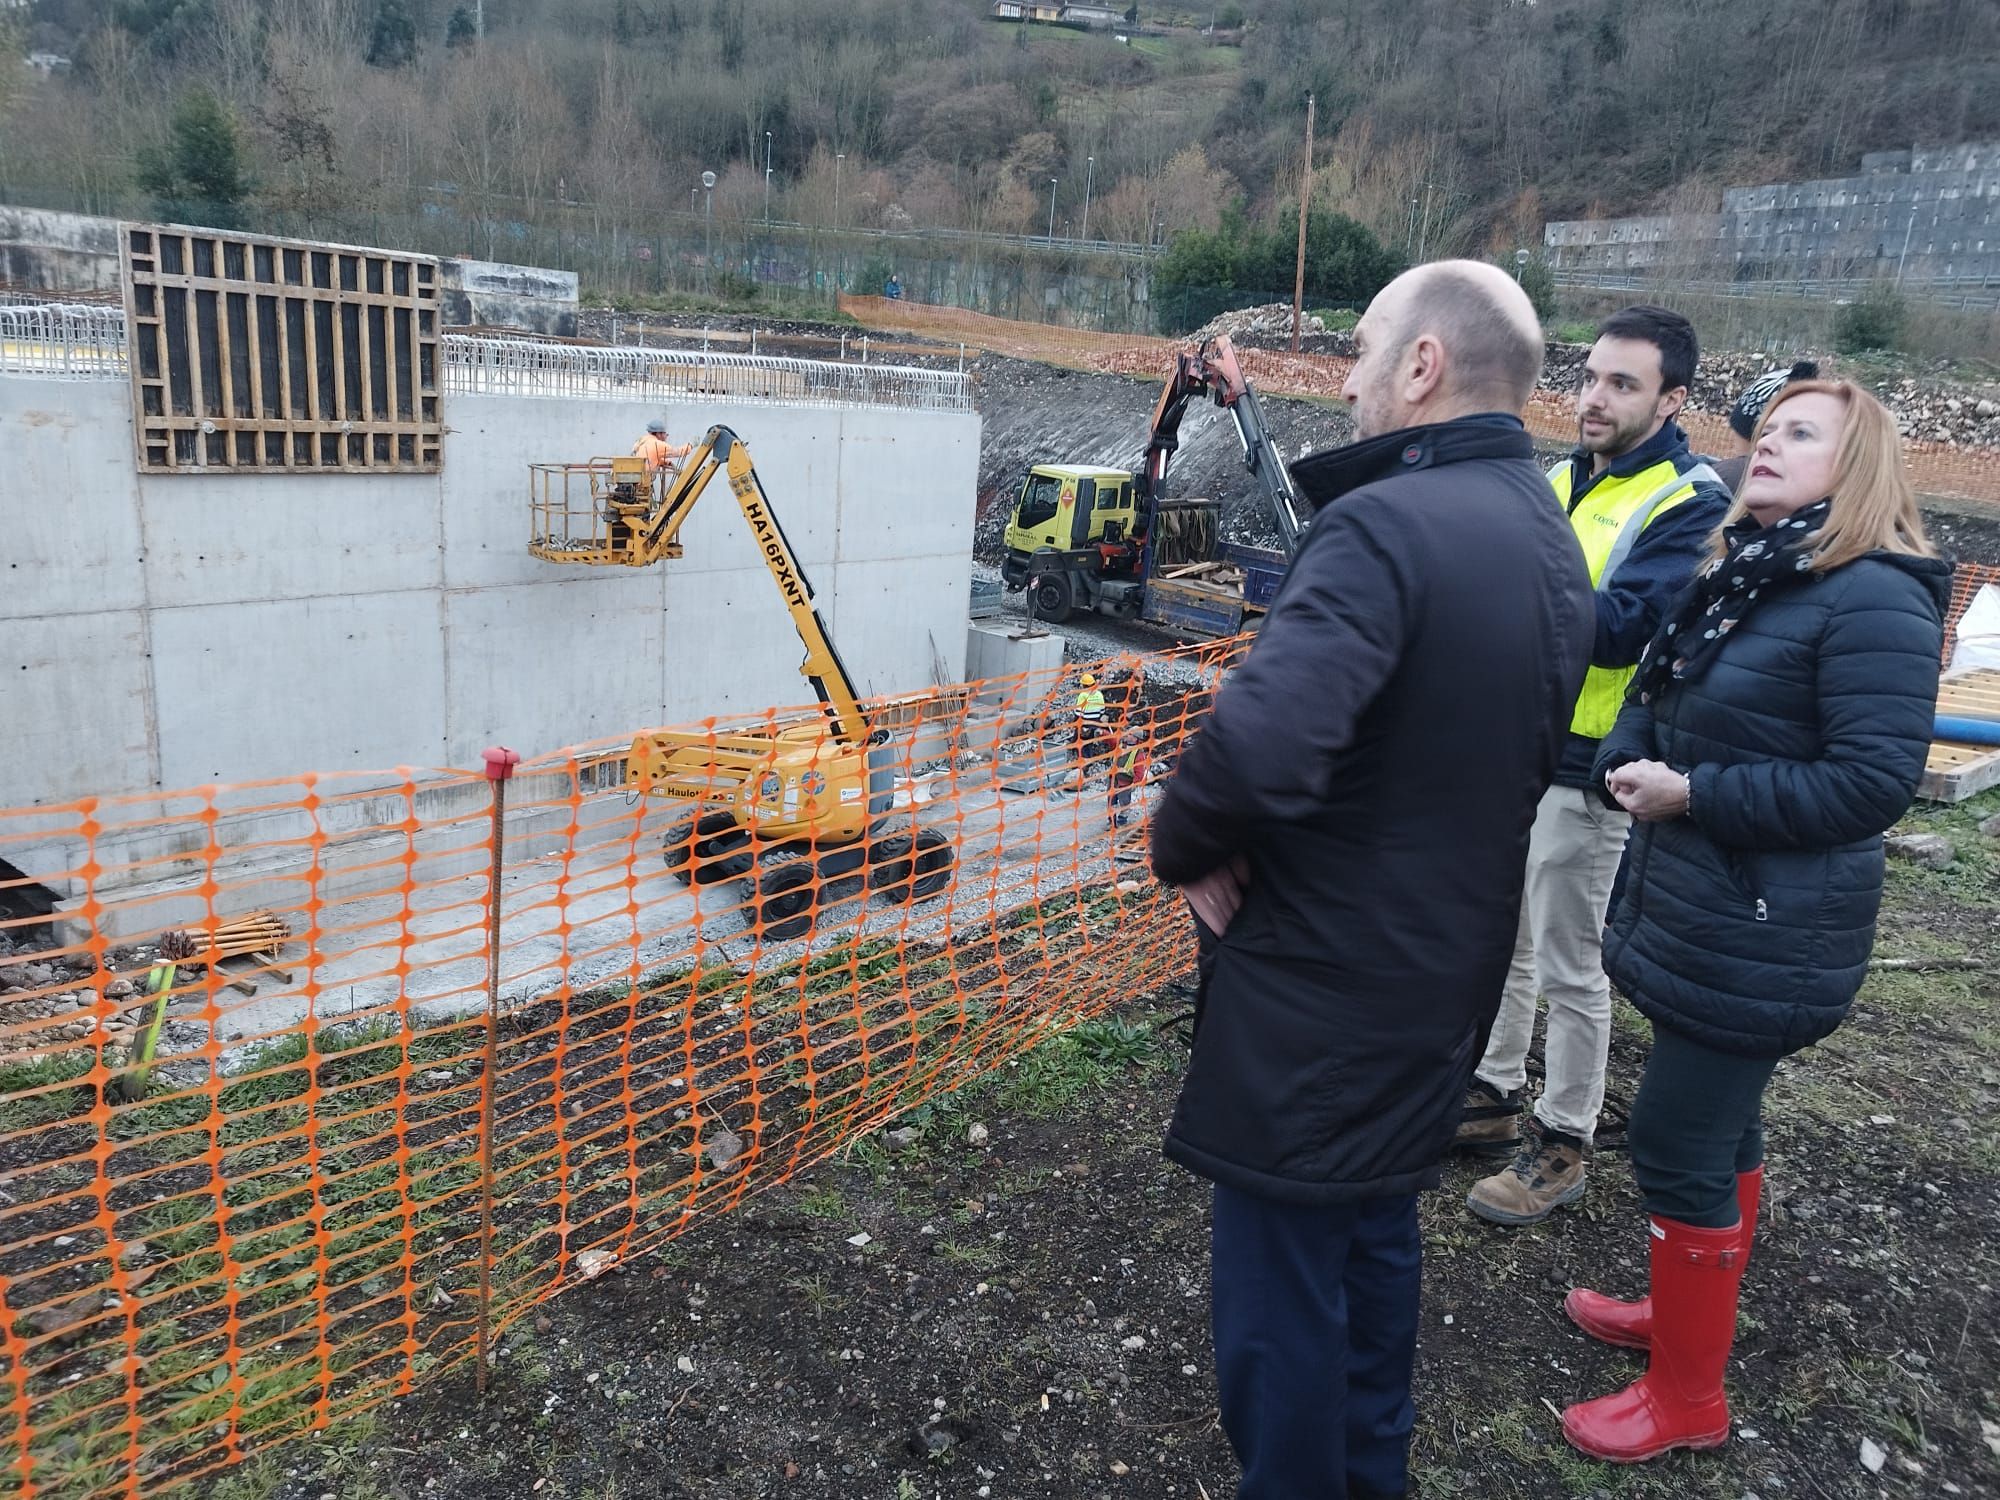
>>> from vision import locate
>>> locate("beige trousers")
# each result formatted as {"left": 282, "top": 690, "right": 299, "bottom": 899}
{"left": 1475, "top": 784, "right": 1632, "bottom": 1143}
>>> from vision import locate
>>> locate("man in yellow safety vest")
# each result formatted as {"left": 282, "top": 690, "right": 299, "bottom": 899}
{"left": 1461, "top": 306, "right": 1730, "bottom": 1226}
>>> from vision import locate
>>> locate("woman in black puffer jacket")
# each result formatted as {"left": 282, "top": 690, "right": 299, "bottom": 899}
{"left": 1557, "top": 380, "right": 1951, "bottom": 1466}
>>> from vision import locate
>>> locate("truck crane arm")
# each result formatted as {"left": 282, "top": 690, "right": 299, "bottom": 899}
{"left": 1136, "top": 335, "right": 1309, "bottom": 560}
{"left": 632, "top": 425, "right": 873, "bottom": 749}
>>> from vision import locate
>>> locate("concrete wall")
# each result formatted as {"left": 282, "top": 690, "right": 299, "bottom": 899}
{"left": 0, "top": 207, "right": 582, "bottom": 329}
{"left": 0, "top": 374, "right": 977, "bottom": 809}
{"left": 439, "top": 259, "right": 580, "bottom": 336}
{"left": 0, "top": 205, "right": 123, "bottom": 296}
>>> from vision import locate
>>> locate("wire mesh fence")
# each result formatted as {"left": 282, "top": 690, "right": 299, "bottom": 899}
{"left": 0, "top": 308, "right": 973, "bottom": 416}
{"left": 0, "top": 304, "right": 126, "bottom": 380}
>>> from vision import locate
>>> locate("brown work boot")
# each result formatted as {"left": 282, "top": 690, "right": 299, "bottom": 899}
{"left": 1466, "top": 1123, "right": 1588, "bottom": 1226}
{"left": 1452, "top": 1078, "right": 1524, "bottom": 1159}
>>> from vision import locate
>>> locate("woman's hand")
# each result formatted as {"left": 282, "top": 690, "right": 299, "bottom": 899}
{"left": 1605, "top": 760, "right": 1692, "bottom": 822}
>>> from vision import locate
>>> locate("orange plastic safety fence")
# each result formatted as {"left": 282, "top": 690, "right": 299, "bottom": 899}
{"left": 1945, "top": 561, "right": 2000, "bottom": 664}
{"left": 0, "top": 641, "right": 1248, "bottom": 1497}
{"left": 842, "top": 295, "right": 2000, "bottom": 514}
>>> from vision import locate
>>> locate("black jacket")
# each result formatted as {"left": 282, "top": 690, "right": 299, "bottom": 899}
{"left": 1150, "top": 415, "right": 1595, "bottom": 1204}
{"left": 1553, "top": 422, "right": 1732, "bottom": 789}
{"left": 1594, "top": 551, "right": 1950, "bottom": 1058}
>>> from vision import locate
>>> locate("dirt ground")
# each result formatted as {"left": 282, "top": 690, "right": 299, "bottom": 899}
{"left": 212, "top": 787, "right": 2000, "bottom": 1500}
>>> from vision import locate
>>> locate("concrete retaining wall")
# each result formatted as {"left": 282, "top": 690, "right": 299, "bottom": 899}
{"left": 0, "top": 207, "right": 581, "bottom": 330}
{"left": 0, "top": 374, "right": 978, "bottom": 811}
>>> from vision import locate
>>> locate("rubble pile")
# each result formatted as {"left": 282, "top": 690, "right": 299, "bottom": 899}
{"left": 0, "top": 929, "right": 158, "bottom": 1059}
{"left": 1188, "top": 303, "right": 1328, "bottom": 344}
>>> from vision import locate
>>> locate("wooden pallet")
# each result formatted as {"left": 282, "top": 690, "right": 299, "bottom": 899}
{"left": 1920, "top": 668, "right": 2000, "bottom": 802}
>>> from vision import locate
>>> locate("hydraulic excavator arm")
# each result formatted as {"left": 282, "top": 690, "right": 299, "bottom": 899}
{"left": 629, "top": 424, "right": 873, "bottom": 749}
{"left": 1137, "top": 335, "right": 1309, "bottom": 560}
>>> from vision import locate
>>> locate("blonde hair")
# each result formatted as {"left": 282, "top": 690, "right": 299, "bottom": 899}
{"left": 1707, "top": 379, "right": 1935, "bottom": 571}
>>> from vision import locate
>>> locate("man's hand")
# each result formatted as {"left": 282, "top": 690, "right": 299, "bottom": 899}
{"left": 1183, "top": 856, "right": 1251, "bottom": 935}
{"left": 1605, "top": 760, "right": 1691, "bottom": 822}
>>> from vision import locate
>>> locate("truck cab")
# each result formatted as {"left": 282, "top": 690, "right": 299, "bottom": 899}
{"left": 1000, "top": 463, "right": 1140, "bottom": 574}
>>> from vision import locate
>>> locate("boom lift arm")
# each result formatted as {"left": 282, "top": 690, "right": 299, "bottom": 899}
{"left": 623, "top": 425, "right": 873, "bottom": 750}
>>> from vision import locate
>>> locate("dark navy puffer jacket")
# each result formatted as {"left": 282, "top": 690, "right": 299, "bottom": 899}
{"left": 1593, "top": 550, "right": 1951, "bottom": 1058}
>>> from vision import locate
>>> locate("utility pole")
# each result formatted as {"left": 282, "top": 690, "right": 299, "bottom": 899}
{"left": 1291, "top": 92, "right": 1315, "bottom": 353}
{"left": 765, "top": 131, "right": 773, "bottom": 224}
{"left": 475, "top": 0, "right": 484, "bottom": 37}
{"left": 1081, "top": 155, "right": 1095, "bottom": 241}
{"left": 1417, "top": 180, "right": 1436, "bottom": 261}
{"left": 1896, "top": 205, "right": 1917, "bottom": 287}
{"left": 1048, "top": 177, "right": 1059, "bottom": 242}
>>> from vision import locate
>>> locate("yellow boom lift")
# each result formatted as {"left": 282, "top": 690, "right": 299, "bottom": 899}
{"left": 529, "top": 426, "right": 954, "bottom": 939}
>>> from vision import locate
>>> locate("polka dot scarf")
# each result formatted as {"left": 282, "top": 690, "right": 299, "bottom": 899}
{"left": 1629, "top": 497, "right": 1833, "bottom": 706}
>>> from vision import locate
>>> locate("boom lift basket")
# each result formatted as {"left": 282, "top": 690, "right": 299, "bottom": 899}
{"left": 529, "top": 456, "right": 682, "bottom": 566}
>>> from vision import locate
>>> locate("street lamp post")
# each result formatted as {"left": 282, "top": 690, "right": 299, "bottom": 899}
{"left": 702, "top": 169, "right": 716, "bottom": 278}
{"left": 1048, "top": 177, "right": 1058, "bottom": 243}
{"left": 835, "top": 152, "right": 845, "bottom": 227}
{"left": 764, "top": 131, "right": 773, "bottom": 223}
{"left": 1081, "top": 155, "right": 1095, "bottom": 241}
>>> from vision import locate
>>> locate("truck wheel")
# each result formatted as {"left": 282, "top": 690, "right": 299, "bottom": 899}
{"left": 755, "top": 857, "right": 818, "bottom": 941}
{"left": 1029, "top": 571, "right": 1074, "bottom": 624}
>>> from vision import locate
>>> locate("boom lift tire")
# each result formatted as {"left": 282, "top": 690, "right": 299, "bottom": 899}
{"left": 906, "top": 826, "right": 956, "bottom": 900}
{"left": 688, "top": 812, "right": 753, "bottom": 884}
{"left": 755, "top": 855, "right": 818, "bottom": 941}
{"left": 867, "top": 826, "right": 956, "bottom": 904}
{"left": 662, "top": 810, "right": 744, "bottom": 883}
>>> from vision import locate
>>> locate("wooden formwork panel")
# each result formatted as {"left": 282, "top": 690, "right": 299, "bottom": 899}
{"left": 121, "top": 223, "right": 442, "bottom": 474}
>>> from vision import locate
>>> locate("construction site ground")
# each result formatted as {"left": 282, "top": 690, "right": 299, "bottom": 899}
{"left": 213, "top": 786, "right": 2000, "bottom": 1500}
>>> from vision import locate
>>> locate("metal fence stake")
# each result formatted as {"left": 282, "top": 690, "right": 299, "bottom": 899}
{"left": 474, "top": 745, "right": 520, "bottom": 1398}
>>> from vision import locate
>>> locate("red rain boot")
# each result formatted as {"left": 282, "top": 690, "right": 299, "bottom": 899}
{"left": 1564, "top": 1166, "right": 1762, "bottom": 1350}
{"left": 1561, "top": 1216, "right": 1744, "bottom": 1462}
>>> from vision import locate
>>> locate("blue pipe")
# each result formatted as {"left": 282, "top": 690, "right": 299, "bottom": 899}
{"left": 1936, "top": 715, "right": 2000, "bottom": 746}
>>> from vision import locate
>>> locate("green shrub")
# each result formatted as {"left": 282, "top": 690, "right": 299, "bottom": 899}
{"left": 1834, "top": 288, "right": 1906, "bottom": 353}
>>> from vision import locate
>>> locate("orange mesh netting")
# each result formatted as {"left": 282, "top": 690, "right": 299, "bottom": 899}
{"left": 0, "top": 641, "right": 1247, "bottom": 1497}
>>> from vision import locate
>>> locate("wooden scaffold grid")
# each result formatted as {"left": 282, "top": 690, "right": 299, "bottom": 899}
{"left": 121, "top": 223, "right": 443, "bottom": 474}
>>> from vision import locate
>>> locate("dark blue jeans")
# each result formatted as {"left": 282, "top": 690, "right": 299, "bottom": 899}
{"left": 1211, "top": 1184, "right": 1421, "bottom": 1500}
{"left": 1627, "top": 1023, "right": 1778, "bottom": 1227}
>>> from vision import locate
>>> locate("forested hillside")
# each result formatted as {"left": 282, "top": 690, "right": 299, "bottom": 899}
{"left": 4, "top": 0, "right": 1997, "bottom": 258}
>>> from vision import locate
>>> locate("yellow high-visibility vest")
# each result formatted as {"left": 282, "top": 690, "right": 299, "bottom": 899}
{"left": 1550, "top": 457, "right": 1720, "bottom": 739}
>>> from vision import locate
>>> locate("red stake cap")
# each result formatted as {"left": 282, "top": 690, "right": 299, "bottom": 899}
{"left": 482, "top": 746, "right": 521, "bottom": 782}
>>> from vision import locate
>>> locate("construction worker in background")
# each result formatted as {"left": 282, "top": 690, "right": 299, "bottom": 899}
{"left": 1108, "top": 727, "right": 1149, "bottom": 827}
{"left": 1073, "top": 672, "right": 1109, "bottom": 771}
{"left": 634, "top": 419, "right": 691, "bottom": 477}
{"left": 1458, "top": 305, "right": 1731, "bottom": 1227}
